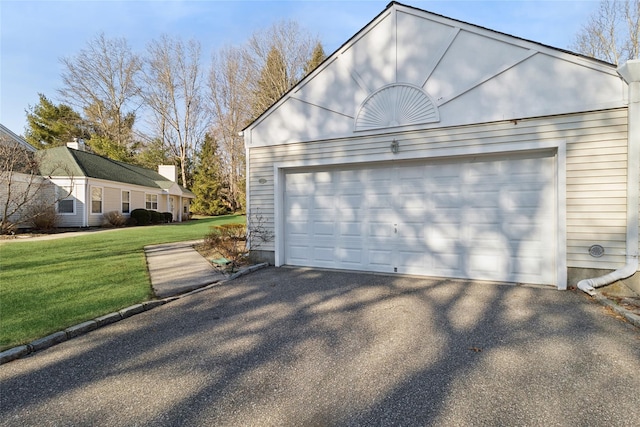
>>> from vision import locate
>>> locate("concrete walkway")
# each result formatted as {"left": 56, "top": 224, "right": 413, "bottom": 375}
{"left": 144, "top": 240, "right": 226, "bottom": 298}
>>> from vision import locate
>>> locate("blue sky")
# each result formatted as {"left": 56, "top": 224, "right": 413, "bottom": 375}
{"left": 1, "top": 0, "right": 599, "bottom": 136}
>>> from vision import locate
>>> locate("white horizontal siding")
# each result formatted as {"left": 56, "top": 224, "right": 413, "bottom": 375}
{"left": 104, "top": 187, "right": 121, "bottom": 214}
{"left": 131, "top": 191, "right": 145, "bottom": 210}
{"left": 50, "top": 178, "right": 85, "bottom": 228}
{"left": 248, "top": 108, "right": 630, "bottom": 270}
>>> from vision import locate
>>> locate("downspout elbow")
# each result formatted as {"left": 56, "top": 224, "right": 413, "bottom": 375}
{"left": 577, "top": 256, "right": 639, "bottom": 296}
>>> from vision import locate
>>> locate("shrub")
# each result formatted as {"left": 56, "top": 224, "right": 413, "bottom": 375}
{"left": 149, "top": 210, "right": 164, "bottom": 224}
{"left": 103, "top": 211, "right": 127, "bottom": 227}
{"left": 130, "top": 208, "right": 151, "bottom": 226}
{"left": 162, "top": 212, "right": 173, "bottom": 223}
{"left": 203, "top": 223, "right": 247, "bottom": 272}
{"left": 28, "top": 205, "right": 58, "bottom": 231}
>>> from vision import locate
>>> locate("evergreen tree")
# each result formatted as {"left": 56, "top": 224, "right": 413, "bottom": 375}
{"left": 304, "top": 42, "right": 326, "bottom": 75}
{"left": 83, "top": 101, "right": 137, "bottom": 161}
{"left": 190, "top": 133, "right": 230, "bottom": 215}
{"left": 251, "top": 46, "right": 289, "bottom": 119}
{"left": 86, "top": 135, "right": 133, "bottom": 162}
{"left": 134, "top": 137, "right": 171, "bottom": 170}
{"left": 24, "top": 93, "right": 88, "bottom": 149}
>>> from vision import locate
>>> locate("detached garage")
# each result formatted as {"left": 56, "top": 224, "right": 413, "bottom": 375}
{"left": 243, "top": 2, "right": 640, "bottom": 291}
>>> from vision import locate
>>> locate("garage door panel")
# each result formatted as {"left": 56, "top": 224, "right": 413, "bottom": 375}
{"left": 313, "top": 246, "right": 335, "bottom": 262}
{"left": 464, "top": 207, "right": 499, "bottom": 222}
{"left": 368, "top": 222, "right": 394, "bottom": 238}
{"left": 312, "top": 220, "right": 335, "bottom": 237}
{"left": 313, "top": 195, "right": 335, "bottom": 208}
{"left": 287, "top": 244, "right": 311, "bottom": 263}
{"left": 433, "top": 253, "right": 463, "bottom": 276}
{"left": 431, "top": 208, "right": 462, "bottom": 222}
{"left": 433, "top": 191, "right": 463, "bottom": 207}
{"left": 286, "top": 195, "right": 310, "bottom": 211}
{"left": 367, "top": 248, "right": 394, "bottom": 270}
{"left": 503, "top": 190, "right": 546, "bottom": 208}
{"left": 337, "top": 194, "right": 362, "bottom": 207}
{"left": 427, "top": 225, "right": 461, "bottom": 248}
{"left": 398, "top": 221, "right": 426, "bottom": 238}
{"left": 336, "top": 246, "right": 363, "bottom": 265}
{"left": 470, "top": 190, "right": 501, "bottom": 206}
{"left": 338, "top": 222, "right": 362, "bottom": 238}
{"left": 284, "top": 153, "right": 556, "bottom": 285}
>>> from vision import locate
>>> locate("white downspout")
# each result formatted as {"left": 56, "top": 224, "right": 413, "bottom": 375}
{"left": 577, "top": 59, "right": 640, "bottom": 295}
{"left": 83, "top": 178, "right": 89, "bottom": 227}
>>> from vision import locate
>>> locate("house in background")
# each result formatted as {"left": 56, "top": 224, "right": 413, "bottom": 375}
{"left": 0, "top": 124, "right": 47, "bottom": 230}
{"left": 243, "top": 2, "right": 639, "bottom": 292}
{"left": 37, "top": 141, "right": 194, "bottom": 227}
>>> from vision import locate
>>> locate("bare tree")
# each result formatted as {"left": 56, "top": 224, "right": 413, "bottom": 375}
{"left": 59, "top": 33, "right": 141, "bottom": 156}
{"left": 202, "top": 21, "right": 322, "bottom": 212}
{"left": 208, "top": 46, "right": 253, "bottom": 211}
{"left": 0, "top": 136, "right": 71, "bottom": 234}
{"left": 140, "top": 35, "right": 208, "bottom": 187}
{"left": 572, "top": 0, "right": 639, "bottom": 64}
{"left": 245, "top": 20, "right": 320, "bottom": 118}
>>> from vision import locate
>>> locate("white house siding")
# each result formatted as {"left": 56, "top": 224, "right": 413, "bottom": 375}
{"left": 86, "top": 181, "right": 166, "bottom": 226}
{"left": 49, "top": 178, "right": 85, "bottom": 228}
{"left": 104, "top": 186, "right": 121, "bottom": 214}
{"left": 248, "top": 108, "right": 631, "bottom": 273}
{"left": 0, "top": 173, "right": 54, "bottom": 228}
{"left": 131, "top": 190, "right": 145, "bottom": 211}
{"left": 159, "top": 194, "right": 169, "bottom": 213}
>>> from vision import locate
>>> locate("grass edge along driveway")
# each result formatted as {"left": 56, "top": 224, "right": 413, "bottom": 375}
{"left": 0, "top": 215, "right": 244, "bottom": 351}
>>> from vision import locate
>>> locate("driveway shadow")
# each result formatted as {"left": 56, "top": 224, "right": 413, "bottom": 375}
{"left": 1, "top": 267, "right": 639, "bottom": 426}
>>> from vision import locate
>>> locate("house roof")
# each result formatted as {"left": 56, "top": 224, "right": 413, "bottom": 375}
{"left": 37, "top": 146, "right": 195, "bottom": 197}
{"left": 0, "top": 123, "right": 36, "bottom": 152}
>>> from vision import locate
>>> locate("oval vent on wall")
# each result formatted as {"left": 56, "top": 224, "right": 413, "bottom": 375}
{"left": 589, "top": 244, "right": 605, "bottom": 258}
{"left": 355, "top": 84, "right": 439, "bottom": 132}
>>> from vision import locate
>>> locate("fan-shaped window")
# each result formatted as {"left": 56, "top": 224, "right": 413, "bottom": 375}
{"left": 355, "top": 84, "right": 439, "bottom": 131}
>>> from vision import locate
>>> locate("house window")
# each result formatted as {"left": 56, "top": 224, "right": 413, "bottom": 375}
{"left": 145, "top": 194, "right": 158, "bottom": 210}
{"left": 57, "top": 186, "right": 74, "bottom": 214}
{"left": 122, "top": 191, "right": 130, "bottom": 214}
{"left": 91, "top": 187, "right": 103, "bottom": 214}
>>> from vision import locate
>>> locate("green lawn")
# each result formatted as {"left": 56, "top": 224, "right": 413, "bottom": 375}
{"left": 0, "top": 215, "right": 245, "bottom": 351}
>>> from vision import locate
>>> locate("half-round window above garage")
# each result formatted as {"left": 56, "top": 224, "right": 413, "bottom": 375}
{"left": 355, "top": 84, "right": 439, "bottom": 131}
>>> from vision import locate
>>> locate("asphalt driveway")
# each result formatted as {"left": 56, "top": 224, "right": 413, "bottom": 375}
{"left": 1, "top": 267, "right": 639, "bottom": 426}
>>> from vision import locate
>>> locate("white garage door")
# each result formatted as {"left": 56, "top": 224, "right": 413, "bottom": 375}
{"left": 284, "top": 152, "right": 556, "bottom": 285}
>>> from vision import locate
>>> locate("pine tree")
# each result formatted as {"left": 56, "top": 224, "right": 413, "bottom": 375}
{"left": 134, "top": 137, "right": 171, "bottom": 170}
{"left": 190, "top": 133, "right": 230, "bottom": 215}
{"left": 251, "top": 46, "right": 289, "bottom": 119}
{"left": 304, "top": 42, "right": 326, "bottom": 75}
{"left": 24, "top": 93, "right": 88, "bottom": 149}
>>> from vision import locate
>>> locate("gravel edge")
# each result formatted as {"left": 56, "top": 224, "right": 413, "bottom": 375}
{"left": 592, "top": 293, "right": 640, "bottom": 329}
